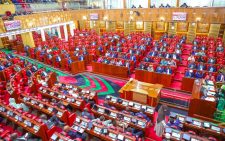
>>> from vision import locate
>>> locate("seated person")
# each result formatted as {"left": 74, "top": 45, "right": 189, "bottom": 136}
{"left": 103, "top": 100, "right": 111, "bottom": 109}
{"left": 197, "top": 62, "right": 206, "bottom": 71}
{"left": 216, "top": 72, "right": 225, "bottom": 82}
{"left": 200, "top": 45, "right": 207, "bottom": 51}
{"left": 208, "top": 58, "right": 216, "bottom": 64}
{"left": 167, "top": 59, "right": 176, "bottom": 66}
{"left": 156, "top": 66, "right": 164, "bottom": 73}
{"left": 198, "top": 56, "right": 206, "bottom": 63}
{"left": 197, "top": 51, "right": 206, "bottom": 56}
{"left": 216, "top": 45, "right": 224, "bottom": 52}
{"left": 192, "top": 45, "right": 198, "bottom": 50}
{"left": 26, "top": 69, "right": 32, "bottom": 77}
{"left": 147, "top": 64, "right": 154, "bottom": 72}
{"left": 63, "top": 125, "right": 87, "bottom": 140}
{"left": 149, "top": 51, "right": 157, "bottom": 57}
{"left": 122, "top": 107, "right": 135, "bottom": 116}
{"left": 175, "top": 48, "right": 181, "bottom": 54}
{"left": 188, "top": 62, "right": 196, "bottom": 69}
{"left": 31, "top": 65, "right": 38, "bottom": 72}
{"left": 0, "top": 64, "right": 5, "bottom": 71}
{"left": 139, "top": 63, "right": 146, "bottom": 70}
{"left": 164, "top": 53, "right": 171, "bottom": 59}
{"left": 167, "top": 114, "right": 181, "bottom": 130}
{"left": 144, "top": 57, "right": 153, "bottom": 62}
{"left": 187, "top": 55, "right": 195, "bottom": 62}
{"left": 135, "top": 108, "right": 150, "bottom": 122}
{"left": 208, "top": 65, "right": 217, "bottom": 72}
{"left": 40, "top": 112, "right": 65, "bottom": 129}
{"left": 160, "top": 59, "right": 168, "bottom": 66}
{"left": 91, "top": 116, "right": 112, "bottom": 126}
{"left": 205, "top": 73, "right": 215, "bottom": 82}
{"left": 81, "top": 108, "right": 94, "bottom": 120}
{"left": 195, "top": 71, "right": 204, "bottom": 79}
{"left": 185, "top": 69, "right": 194, "bottom": 78}
{"left": 164, "top": 67, "right": 172, "bottom": 75}
{"left": 127, "top": 127, "right": 144, "bottom": 140}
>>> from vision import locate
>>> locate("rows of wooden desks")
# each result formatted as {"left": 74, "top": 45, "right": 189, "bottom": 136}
{"left": 91, "top": 104, "right": 151, "bottom": 133}
{"left": 169, "top": 112, "right": 225, "bottom": 141}
{"left": 92, "top": 62, "right": 129, "bottom": 78}
{"left": 38, "top": 87, "right": 86, "bottom": 110}
{"left": 105, "top": 95, "right": 155, "bottom": 122}
{"left": 135, "top": 69, "right": 172, "bottom": 87}
{"left": 66, "top": 115, "right": 136, "bottom": 141}
{"left": 19, "top": 94, "right": 75, "bottom": 125}
{"left": 30, "top": 50, "right": 86, "bottom": 74}
{"left": 0, "top": 102, "right": 54, "bottom": 141}
{"left": 163, "top": 127, "right": 210, "bottom": 141}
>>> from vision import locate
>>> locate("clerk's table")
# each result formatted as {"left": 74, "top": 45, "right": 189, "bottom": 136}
{"left": 119, "top": 79, "right": 163, "bottom": 107}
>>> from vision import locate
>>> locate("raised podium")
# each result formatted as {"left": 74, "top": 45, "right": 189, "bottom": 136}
{"left": 119, "top": 79, "right": 163, "bottom": 107}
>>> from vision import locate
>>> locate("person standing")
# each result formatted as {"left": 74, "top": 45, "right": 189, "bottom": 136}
{"left": 154, "top": 105, "right": 168, "bottom": 137}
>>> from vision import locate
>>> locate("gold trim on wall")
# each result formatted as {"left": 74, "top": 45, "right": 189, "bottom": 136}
{"left": 116, "top": 21, "right": 124, "bottom": 29}
{"left": 196, "top": 23, "right": 210, "bottom": 33}
{"left": 136, "top": 21, "right": 144, "bottom": 30}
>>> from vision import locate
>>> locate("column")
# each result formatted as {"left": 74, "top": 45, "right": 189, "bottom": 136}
{"left": 69, "top": 23, "right": 75, "bottom": 36}
{"left": 40, "top": 29, "right": 46, "bottom": 41}
{"left": 148, "top": 0, "right": 151, "bottom": 8}
{"left": 56, "top": 26, "right": 62, "bottom": 38}
{"left": 176, "top": 0, "right": 180, "bottom": 7}
{"left": 0, "top": 38, "right": 3, "bottom": 48}
{"left": 21, "top": 32, "right": 35, "bottom": 47}
{"left": 63, "top": 24, "right": 68, "bottom": 41}
{"left": 123, "top": 0, "right": 126, "bottom": 8}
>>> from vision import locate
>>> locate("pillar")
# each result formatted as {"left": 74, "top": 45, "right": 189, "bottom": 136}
{"left": 0, "top": 38, "right": 3, "bottom": 48}
{"left": 40, "top": 29, "right": 46, "bottom": 41}
{"left": 123, "top": 0, "right": 126, "bottom": 8}
{"left": 63, "top": 25, "right": 68, "bottom": 41}
{"left": 176, "top": 0, "right": 180, "bottom": 7}
{"left": 69, "top": 23, "right": 75, "bottom": 36}
{"left": 21, "top": 32, "right": 35, "bottom": 47}
{"left": 148, "top": 0, "right": 151, "bottom": 8}
{"left": 56, "top": 26, "right": 62, "bottom": 38}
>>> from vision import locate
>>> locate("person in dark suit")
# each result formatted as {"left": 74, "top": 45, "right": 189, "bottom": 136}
{"left": 195, "top": 71, "right": 204, "bottom": 79}
{"left": 164, "top": 67, "right": 172, "bottom": 75}
{"left": 216, "top": 72, "right": 225, "bottom": 82}
{"left": 135, "top": 108, "right": 150, "bottom": 122}
{"left": 185, "top": 69, "right": 194, "bottom": 78}
{"left": 81, "top": 108, "right": 94, "bottom": 120}
{"left": 156, "top": 66, "right": 164, "bottom": 73}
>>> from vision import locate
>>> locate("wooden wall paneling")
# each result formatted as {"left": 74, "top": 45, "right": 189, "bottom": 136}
{"left": 196, "top": 23, "right": 210, "bottom": 37}
{"left": 78, "top": 20, "right": 85, "bottom": 29}
{"left": 176, "top": 22, "right": 188, "bottom": 36}
{"left": 106, "top": 21, "right": 116, "bottom": 32}
{"left": 129, "top": 21, "right": 136, "bottom": 33}
{"left": 187, "top": 23, "right": 197, "bottom": 43}
{"left": 208, "top": 24, "right": 221, "bottom": 38}
{"left": 124, "top": 21, "right": 130, "bottom": 36}
{"left": 168, "top": 22, "right": 177, "bottom": 35}
{"left": 223, "top": 29, "right": 225, "bottom": 46}
{"left": 144, "top": 21, "right": 152, "bottom": 34}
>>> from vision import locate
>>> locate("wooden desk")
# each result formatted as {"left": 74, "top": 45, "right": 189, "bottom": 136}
{"left": 135, "top": 69, "right": 172, "bottom": 87}
{"left": 71, "top": 61, "right": 85, "bottom": 74}
{"left": 0, "top": 102, "right": 51, "bottom": 141}
{"left": 163, "top": 128, "right": 210, "bottom": 141}
{"left": 19, "top": 94, "right": 71, "bottom": 124}
{"left": 50, "top": 132, "right": 73, "bottom": 141}
{"left": 71, "top": 116, "right": 136, "bottom": 141}
{"left": 91, "top": 104, "right": 150, "bottom": 132}
{"left": 171, "top": 112, "right": 225, "bottom": 141}
{"left": 39, "top": 87, "right": 85, "bottom": 110}
{"left": 92, "top": 62, "right": 128, "bottom": 78}
{"left": 119, "top": 79, "right": 163, "bottom": 107}
{"left": 181, "top": 77, "right": 195, "bottom": 92}
{"left": 105, "top": 95, "right": 155, "bottom": 121}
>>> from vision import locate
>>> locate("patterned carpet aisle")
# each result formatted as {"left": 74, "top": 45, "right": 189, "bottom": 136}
{"left": 1, "top": 49, "right": 126, "bottom": 99}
